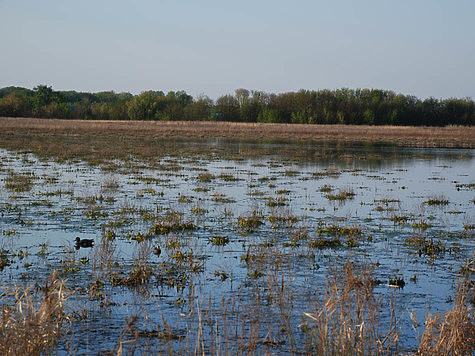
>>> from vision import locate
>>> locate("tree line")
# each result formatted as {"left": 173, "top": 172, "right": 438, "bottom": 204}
{"left": 0, "top": 85, "right": 473, "bottom": 126}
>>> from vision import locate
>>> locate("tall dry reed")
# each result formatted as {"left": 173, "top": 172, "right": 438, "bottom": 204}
{"left": 415, "top": 261, "right": 474, "bottom": 355}
{"left": 302, "top": 260, "right": 399, "bottom": 355}
{"left": 0, "top": 271, "right": 72, "bottom": 355}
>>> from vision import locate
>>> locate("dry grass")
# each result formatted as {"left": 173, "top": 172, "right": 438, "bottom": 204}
{"left": 1, "top": 117, "right": 473, "bottom": 148}
{"left": 302, "top": 260, "right": 399, "bottom": 355}
{"left": 415, "top": 265, "right": 474, "bottom": 356}
{"left": 0, "top": 271, "right": 72, "bottom": 355}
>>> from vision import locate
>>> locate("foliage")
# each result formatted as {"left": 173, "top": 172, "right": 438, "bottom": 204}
{"left": 0, "top": 85, "right": 473, "bottom": 126}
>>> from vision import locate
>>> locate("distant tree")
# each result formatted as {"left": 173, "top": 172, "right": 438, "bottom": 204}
{"left": 184, "top": 95, "right": 213, "bottom": 121}
{"left": 33, "top": 85, "right": 56, "bottom": 110}
{"left": 215, "top": 94, "right": 240, "bottom": 121}
{"left": 0, "top": 91, "right": 32, "bottom": 117}
{"left": 162, "top": 102, "right": 185, "bottom": 121}
{"left": 0, "top": 85, "right": 473, "bottom": 125}
{"left": 126, "top": 91, "right": 164, "bottom": 120}
{"left": 257, "top": 108, "right": 281, "bottom": 123}
{"left": 235, "top": 88, "right": 250, "bottom": 107}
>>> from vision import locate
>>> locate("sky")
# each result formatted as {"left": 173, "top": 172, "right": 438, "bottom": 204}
{"left": 1, "top": 0, "right": 474, "bottom": 99}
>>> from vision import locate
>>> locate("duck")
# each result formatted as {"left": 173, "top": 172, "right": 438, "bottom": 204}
{"left": 75, "top": 237, "right": 94, "bottom": 249}
{"left": 153, "top": 245, "right": 161, "bottom": 257}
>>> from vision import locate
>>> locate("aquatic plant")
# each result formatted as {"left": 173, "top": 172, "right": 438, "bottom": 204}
{"left": 325, "top": 187, "right": 355, "bottom": 201}
{"left": 425, "top": 196, "right": 449, "bottom": 206}
{"left": 4, "top": 171, "right": 35, "bottom": 192}
{"left": 150, "top": 210, "right": 196, "bottom": 235}
{"left": 236, "top": 210, "right": 264, "bottom": 233}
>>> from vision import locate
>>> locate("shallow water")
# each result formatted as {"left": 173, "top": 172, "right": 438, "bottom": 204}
{"left": 0, "top": 140, "right": 473, "bottom": 354}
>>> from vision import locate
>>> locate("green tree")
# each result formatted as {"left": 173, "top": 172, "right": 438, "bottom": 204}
{"left": 184, "top": 95, "right": 213, "bottom": 121}
{"left": 126, "top": 91, "right": 164, "bottom": 120}
{"left": 215, "top": 94, "right": 240, "bottom": 121}
{"left": 0, "top": 91, "right": 32, "bottom": 117}
{"left": 33, "top": 85, "right": 56, "bottom": 109}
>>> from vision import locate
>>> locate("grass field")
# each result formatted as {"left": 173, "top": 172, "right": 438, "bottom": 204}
{"left": 1, "top": 117, "right": 474, "bottom": 148}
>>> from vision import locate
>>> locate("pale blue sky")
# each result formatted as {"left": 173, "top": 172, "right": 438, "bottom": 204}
{"left": 1, "top": 0, "right": 474, "bottom": 99}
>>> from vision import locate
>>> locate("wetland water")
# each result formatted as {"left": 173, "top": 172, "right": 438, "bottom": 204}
{"left": 0, "top": 139, "right": 473, "bottom": 354}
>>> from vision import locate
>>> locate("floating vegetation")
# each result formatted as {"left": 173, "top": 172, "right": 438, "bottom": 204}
{"left": 114, "top": 264, "right": 154, "bottom": 286}
{"left": 209, "top": 236, "right": 230, "bottom": 246}
{"left": 313, "top": 168, "right": 341, "bottom": 179}
{"left": 196, "top": 172, "right": 215, "bottom": 182}
{"left": 150, "top": 211, "right": 196, "bottom": 235}
{"left": 412, "top": 220, "right": 432, "bottom": 230}
{"left": 0, "top": 249, "right": 12, "bottom": 270}
{"left": 317, "top": 224, "right": 361, "bottom": 237}
{"left": 309, "top": 237, "right": 342, "bottom": 249}
{"left": 236, "top": 210, "right": 263, "bottom": 233}
{"left": 177, "top": 194, "right": 193, "bottom": 203}
{"left": 390, "top": 215, "right": 409, "bottom": 225}
{"left": 325, "top": 187, "right": 355, "bottom": 201}
{"left": 406, "top": 235, "right": 446, "bottom": 257}
{"left": 425, "top": 196, "right": 449, "bottom": 206}
{"left": 4, "top": 171, "right": 35, "bottom": 192}
{"left": 266, "top": 213, "right": 299, "bottom": 226}
{"left": 211, "top": 193, "right": 236, "bottom": 204}
{"left": 455, "top": 182, "right": 475, "bottom": 190}
{"left": 275, "top": 189, "right": 291, "bottom": 195}
{"left": 218, "top": 173, "right": 241, "bottom": 182}
{"left": 214, "top": 270, "right": 228, "bottom": 281}
{"left": 265, "top": 196, "right": 288, "bottom": 207}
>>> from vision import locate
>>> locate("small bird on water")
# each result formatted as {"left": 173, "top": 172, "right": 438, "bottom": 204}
{"left": 75, "top": 237, "right": 94, "bottom": 249}
{"left": 153, "top": 245, "right": 161, "bottom": 257}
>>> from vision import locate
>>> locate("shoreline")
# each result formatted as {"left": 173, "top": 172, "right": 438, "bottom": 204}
{"left": 1, "top": 117, "right": 474, "bottom": 148}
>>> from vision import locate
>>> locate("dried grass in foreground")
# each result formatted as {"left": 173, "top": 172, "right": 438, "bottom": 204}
{"left": 415, "top": 261, "right": 474, "bottom": 356}
{"left": 0, "top": 271, "right": 72, "bottom": 355}
{"left": 302, "top": 260, "right": 399, "bottom": 355}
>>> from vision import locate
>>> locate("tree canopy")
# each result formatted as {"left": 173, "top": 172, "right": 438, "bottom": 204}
{"left": 0, "top": 85, "right": 473, "bottom": 126}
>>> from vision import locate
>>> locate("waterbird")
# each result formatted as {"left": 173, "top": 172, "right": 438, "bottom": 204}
{"left": 153, "top": 245, "right": 161, "bottom": 257}
{"left": 75, "top": 237, "right": 94, "bottom": 249}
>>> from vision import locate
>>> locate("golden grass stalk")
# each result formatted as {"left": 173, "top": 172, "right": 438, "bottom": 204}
{"left": 415, "top": 268, "right": 474, "bottom": 355}
{"left": 0, "top": 271, "right": 72, "bottom": 355}
{"left": 303, "top": 260, "right": 399, "bottom": 355}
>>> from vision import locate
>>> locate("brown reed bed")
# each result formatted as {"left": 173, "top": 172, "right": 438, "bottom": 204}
{"left": 415, "top": 262, "right": 474, "bottom": 356}
{"left": 0, "top": 271, "right": 72, "bottom": 355}
{"left": 1, "top": 117, "right": 474, "bottom": 148}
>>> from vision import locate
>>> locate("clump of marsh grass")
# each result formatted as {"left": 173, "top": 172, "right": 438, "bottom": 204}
{"left": 236, "top": 209, "right": 264, "bottom": 233}
{"left": 425, "top": 195, "right": 449, "bottom": 206}
{"left": 415, "top": 266, "right": 474, "bottom": 355}
{"left": 0, "top": 271, "right": 72, "bottom": 355}
{"left": 4, "top": 170, "right": 35, "bottom": 192}
{"left": 302, "top": 260, "right": 399, "bottom": 355}
{"left": 325, "top": 187, "right": 355, "bottom": 201}
{"left": 101, "top": 174, "right": 120, "bottom": 190}
{"left": 150, "top": 209, "right": 196, "bottom": 235}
